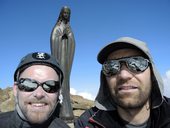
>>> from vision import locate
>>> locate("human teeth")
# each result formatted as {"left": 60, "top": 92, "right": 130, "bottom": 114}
{"left": 32, "top": 103, "right": 45, "bottom": 107}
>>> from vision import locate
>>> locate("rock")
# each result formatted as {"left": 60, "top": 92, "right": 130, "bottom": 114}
{"left": 0, "top": 87, "right": 15, "bottom": 112}
{"left": 71, "top": 94, "right": 94, "bottom": 109}
{"left": 70, "top": 94, "right": 94, "bottom": 118}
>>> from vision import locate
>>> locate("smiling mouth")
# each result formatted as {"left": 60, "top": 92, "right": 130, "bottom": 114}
{"left": 28, "top": 102, "right": 48, "bottom": 107}
{"left": 118, "top": 86, "right": 138, "bottom": 91}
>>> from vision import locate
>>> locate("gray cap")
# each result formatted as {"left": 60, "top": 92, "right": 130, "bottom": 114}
{"left": 14, "top": 52, "right": 64, "bottom": 84}
{"left": 97, "top": 37, "right": 150, "bottom": 64}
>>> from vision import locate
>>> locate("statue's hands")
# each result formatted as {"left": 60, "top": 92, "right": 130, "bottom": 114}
{"left": 64, "top": 26, "right": 71, "bottom": 35}
{"left": 62, "top": 27, "right": 69, "bottom": 39}
{"left": 62, "top": 24, "right": 72, "bottom": 39}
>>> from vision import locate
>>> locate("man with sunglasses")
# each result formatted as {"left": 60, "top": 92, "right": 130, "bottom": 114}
{"left": 75, "top": 37, "right": 170, "bottom": 128}
{"left": 0, "top": 52, "right": 69, "bottom": 128}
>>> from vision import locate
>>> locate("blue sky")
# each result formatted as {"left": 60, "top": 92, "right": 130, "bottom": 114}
{"left": 0, "top": 0, "right": 170, "bottom": 100}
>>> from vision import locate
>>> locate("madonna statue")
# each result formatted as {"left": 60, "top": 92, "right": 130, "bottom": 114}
{"left": 50, "top": 6, "right": 75, "bottom": 121}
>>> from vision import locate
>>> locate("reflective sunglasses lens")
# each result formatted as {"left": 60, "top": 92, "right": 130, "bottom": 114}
{"left": 127, "top": 57, "right": 149, "bottom": 72}
{"left": 18, "top": 79, "right": 38, "bottom": 92}
{"left": 102, "top": 56, "right": 149, "bottom": 76}
{"left": 102, "top": 60, "right": 120, "bottom": 76}
{"left": 43, "top": 81, "right": 60, "bottom": 93}
{"left": 17, "top": 78, "right": 60, "bottom": 93}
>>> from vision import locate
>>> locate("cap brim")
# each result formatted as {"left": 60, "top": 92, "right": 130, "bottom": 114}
{"left": 97, "top": 42, "right": 141, "bottom": 64}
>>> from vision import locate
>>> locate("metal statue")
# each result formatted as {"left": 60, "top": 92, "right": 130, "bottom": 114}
{"left": 50, "top": 6, "right": 75, "bottom": 121}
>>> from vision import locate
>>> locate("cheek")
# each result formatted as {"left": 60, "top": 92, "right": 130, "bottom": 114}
{"left": 106, "top": 77, "right": 117, "bottom": 90}
{"left": 48, "top": 93, "right": 59, "bottom": 103}
{"left": 17, "top": 91, "right": 32, "bottom": 104}
{"left": 136, "top": 68, "right": 152, "bottom": 92}
{"left": 17, "top": 93, "right": 26, "bottom": 107}
{"left": 140, "top": 68, "right": 152, "bottom": 86}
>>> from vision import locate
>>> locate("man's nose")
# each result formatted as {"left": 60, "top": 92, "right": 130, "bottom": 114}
{"left": 32, "top": 86, "right": 46, "bottom": 99}
{"left": 117, "top": 64, "right": 133, "bottom": 80}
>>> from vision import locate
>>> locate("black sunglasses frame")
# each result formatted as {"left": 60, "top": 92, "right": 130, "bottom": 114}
{"left": 102, "top": 56, "right": 150, "bottom": 77}
{"left": 17, "top": 78, "right": 60, "bottom": 93}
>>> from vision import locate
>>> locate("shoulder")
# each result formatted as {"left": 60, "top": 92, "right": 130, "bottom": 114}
{"left": 160, "top": 97, "right": 170, "bottom": 115}
{"left": 74, "top": 107, "right": 98, "bottom": 127}
{"left": 164, "top": 96, "right": 170, "bottom": 103}
{"left": 77, "top": 106, "right": 98, "bottom": 120}
{"left": 49, "top": 117, "right": 70, "bottom": 128}
{"left": 0, "top": 111, "right": 14, "bottom": 119}
{"left": 0, "top": 111, "right": 14, "bottom": 127}
{"left": 162, "top": 96, "right": 170, "bottom": 107}
{"left": 157, "top": 97, "right": 170, "bottom": 114}
{"left": 154, "top": 97, "right": 170, "bottom": 127}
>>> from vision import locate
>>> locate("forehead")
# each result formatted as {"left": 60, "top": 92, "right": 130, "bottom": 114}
{"left": 63, "top": 8, "right": 70, "bottom": 13}
{"left": 20, "top": 65, "right": 58, "bottom": 77}
{"left": 107, "top": 48, "right": 144, "bottom": 59}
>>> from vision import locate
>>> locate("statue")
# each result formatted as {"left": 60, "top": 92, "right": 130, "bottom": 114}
{"left": 50, "top": 6, "right": 75, "bottom": 122}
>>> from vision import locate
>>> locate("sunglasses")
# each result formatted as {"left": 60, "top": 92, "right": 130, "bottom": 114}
{"left": 102, "top": 56, "right": 150, "bottom": 77}
{"left": 17, "top": 78, "right": 60, "bottom": 93}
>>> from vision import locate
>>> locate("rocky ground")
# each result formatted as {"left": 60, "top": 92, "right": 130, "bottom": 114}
{"left": 0, "top": 87, "right": 94, "bottom": 127}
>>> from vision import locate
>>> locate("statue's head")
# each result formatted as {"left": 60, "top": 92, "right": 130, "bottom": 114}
{"left": 58, "top": 6, "right": 71, "bottom": 23}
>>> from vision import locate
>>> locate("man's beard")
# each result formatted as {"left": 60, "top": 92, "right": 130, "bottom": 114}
{"left": 113, "top": 88, "right": 151, "bottom": 109}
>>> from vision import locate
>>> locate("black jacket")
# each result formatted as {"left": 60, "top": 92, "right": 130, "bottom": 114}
{"left": 75, "top": 98, "right": 170, "bottom": 128}
{"left": 0, "top": 110, "right": 70, "bottom": 128}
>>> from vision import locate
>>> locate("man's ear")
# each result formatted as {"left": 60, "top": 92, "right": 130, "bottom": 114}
{"left": 13, "top": 82, "right": 18, "bottom": 97}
